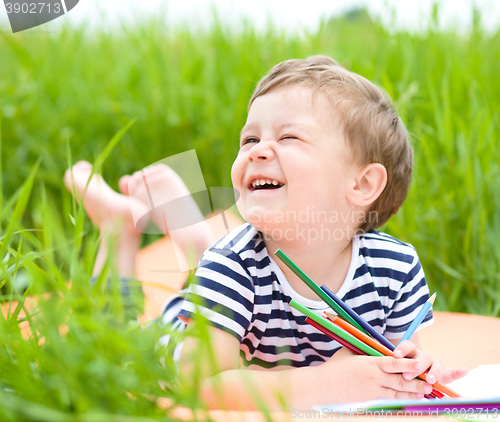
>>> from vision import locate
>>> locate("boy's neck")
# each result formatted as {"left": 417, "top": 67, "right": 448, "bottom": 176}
{"left": 265, "top": 236, "right": 353, "bottom": 301}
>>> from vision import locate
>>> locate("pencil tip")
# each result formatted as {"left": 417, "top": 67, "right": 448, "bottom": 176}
{"left": 429, "top": 292, "right": 437, "bottom": 304}
{"left": 324, "top": 311, "right": 337, "bottom": 321}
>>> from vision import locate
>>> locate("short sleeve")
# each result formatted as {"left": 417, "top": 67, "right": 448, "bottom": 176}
{"left": 384, "top": 250, "right": 434, "bottom": 339}
{"left": 178, "top": 248, "right": 255, "bottom": 341}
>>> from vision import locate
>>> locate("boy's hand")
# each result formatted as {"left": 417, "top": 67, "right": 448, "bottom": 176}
{"left": 325, "top": 348, "right": 433, "bottom": 401}
{"left": 394, "top": 340, "right": 468, "bottom": 385}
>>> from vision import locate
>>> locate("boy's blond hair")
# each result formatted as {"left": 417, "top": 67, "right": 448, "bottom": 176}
{"left": 249, "top": 55, "right": 412, "bottom": 233}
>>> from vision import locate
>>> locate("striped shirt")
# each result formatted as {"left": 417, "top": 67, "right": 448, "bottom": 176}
{"left": 174, "top": 223, "right": 433, "bottom": 369}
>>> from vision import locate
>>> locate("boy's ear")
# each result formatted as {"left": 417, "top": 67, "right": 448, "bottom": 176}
{"left": 346, "top": 163, "right": 387, "bottom": 207}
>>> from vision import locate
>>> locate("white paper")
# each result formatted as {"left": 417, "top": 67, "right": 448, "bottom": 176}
{"left": 448, "top": 365, "right": 500, "bottom": 397}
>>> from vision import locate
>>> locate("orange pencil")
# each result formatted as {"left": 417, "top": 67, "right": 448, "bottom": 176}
{"left": 324, "top": 312, "right": 461, "bottom": 398}
{"left": 325, "top": 312, "right": 392, "bottom": 356}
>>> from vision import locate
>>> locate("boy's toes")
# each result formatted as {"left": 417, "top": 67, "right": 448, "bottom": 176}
{"left": 119, "top": 175, "right": 131, "bottom": 195}
{"left": 148, "top": 163, "right": 172, "bottom": 172}
{"left": 73, "top": 160, "right": 93, "bottom": 171}
{"left": 140, "top": 164, "right": 174, "bottom": 180}
{"left": 64, "top": 161, "right": 93, "bottom": 194}
{"left": 127, "top": 171, "right": 147, "bottom": 194}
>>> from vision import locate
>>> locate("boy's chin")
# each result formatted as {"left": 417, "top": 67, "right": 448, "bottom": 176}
{"left": 246, "top": 212, "right": 291, "bottom": 234}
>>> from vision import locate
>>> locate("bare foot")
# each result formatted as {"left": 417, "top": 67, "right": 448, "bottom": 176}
{"left": 118, "top": 164, "right": 199, "bottom": 234}
{"left": 119, "top": 164, "right": 215, "bottom": 265}
{"left": 64, "top": 161, "right": 149, "bottom": 236}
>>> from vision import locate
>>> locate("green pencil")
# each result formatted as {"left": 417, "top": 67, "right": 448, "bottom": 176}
{"left": 275, "top": 249, "right": 367, "bottom": 334}
{"left": 289, "top": 299, "right": 383, "bottom": 357}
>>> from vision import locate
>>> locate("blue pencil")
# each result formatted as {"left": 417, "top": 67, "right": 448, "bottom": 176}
{"left": 320, "top": 285, "right": 396, "bottom": 351}
{"left": 397, "top": 292, "right": 437, "bottom": 346}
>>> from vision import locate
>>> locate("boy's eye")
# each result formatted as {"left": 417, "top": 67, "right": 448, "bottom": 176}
{"left": 242, "top": 137, "right": 259, "bottom": 145}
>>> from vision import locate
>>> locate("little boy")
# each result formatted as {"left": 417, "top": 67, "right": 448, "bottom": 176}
{"left": 65, "top": 55, "right": 467, "bottom": 412}
{"left": 168, "top": 56, "right": 467, "bottom": 410}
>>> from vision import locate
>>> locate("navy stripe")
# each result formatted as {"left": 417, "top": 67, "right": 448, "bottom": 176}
{"left": 361, "top": 235, "right": 403, "bottom": 247}
{"left": 353, "top": 299, "right": 386, "bottom": 316}
{"left": 254, "top": 239, "right": 267, "bottom": 253}
{"left": 386, "top": 309, "right": 433, "bottom": 333}
{"left": 193, "top": 276, "right": 254, "bottom": 312}
{"left": 179, "top": 293, "right": 250, "bottom": 330}
{"left": 241, "top": 339, "right": 336, "bottom": 358}
{"left": 405, "top": 259, "right": 423, "bottom": 284}
{"left": 178, "top": 309, "right": 243, "bottom": 341}
{"left": 390, "top": 290, "right": 429, "bottom": 319}
{"left": 343, "top": 280, "right": 376, "bottom": 300}
{"left": 220, "top": 225, "right": 253, "bottom": 249}
{"left": 359, "top": 247, "right": 414, "bottom": 264}
{"left": 241, "top": 353, "right": 331, "bottom": 368}
{"left": 352, "top": 264, "right": 411, "bottom": 284}
{"left": 398, "top": 277, "right": 428, "bottom": 305}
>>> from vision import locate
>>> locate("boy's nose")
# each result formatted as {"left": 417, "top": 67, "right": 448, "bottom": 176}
{"left": 247, "top": 140, "right": 276, "bottom": 162}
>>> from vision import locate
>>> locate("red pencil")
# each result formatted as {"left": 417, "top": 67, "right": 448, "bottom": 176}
{"left": 306, "top": 317, "right": 365, "bottom": 355}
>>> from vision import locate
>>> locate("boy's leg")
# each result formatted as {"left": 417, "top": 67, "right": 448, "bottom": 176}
{"left": 64, "top": 161, "right": 149, "bottom": 280}
{"left": 64, "top": 161, "right": 149, "bottom": 319}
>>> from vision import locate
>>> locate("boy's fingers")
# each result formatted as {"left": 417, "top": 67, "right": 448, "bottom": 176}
{"left": 389, "top": 390, "right": 425, "bottom": 401}
{"left": 424, "top": 359, "right": 444, "bottom": 384}
{"left": 403, "top": 372, "right": 414, "bottom": 380}
{"left": 386, "top": 389, "right": 426, "bottom": 400}
{"left": 440, "top": 367, "right": 468, "bottom": 384}
{"left": 383, "top": 374, "right": 433, "bottom": 396}
{"left": 378, "top": 356, "right": 421, "bottom": 374}
{"left": 394, "top": 340, "right": 417, "bottom": 358}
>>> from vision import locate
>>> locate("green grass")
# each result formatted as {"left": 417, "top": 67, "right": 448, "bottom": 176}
{"left": 0, "top": 6, "right": 499, "bottom": 419}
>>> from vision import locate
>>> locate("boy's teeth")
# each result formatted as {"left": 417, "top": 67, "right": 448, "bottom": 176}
{"left": 252, "top": 179, "right": 283, "bottom": 188}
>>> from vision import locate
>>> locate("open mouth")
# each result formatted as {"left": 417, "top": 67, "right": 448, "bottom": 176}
{"left": 249, "top": 179, "right": 285, "bottom": 191}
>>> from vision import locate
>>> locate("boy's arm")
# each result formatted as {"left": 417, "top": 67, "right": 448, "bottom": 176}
{"left": 179, "top": 319, "right": 290, "bottom": 410}
{"left": 179, "top": 321, "right": 322, "bottom": 410}
{"left": 179, "top": 320, "right": 431, "bottom": 411}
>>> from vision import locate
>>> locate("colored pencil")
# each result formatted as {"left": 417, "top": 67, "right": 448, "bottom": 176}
{"left": 305, "top": 317, "right": 365, "bottom": 356}
{"left": 320, "top": 284, "right": 395, "bottom": 351}
{"left": 427, "top": 387, "right": 444, "bottom": 399}
{"left": 290, "top": 299, "right": 382, "bottom": 357}
{"left": 316, "top": 312, "right": 444, "bottom": 399}
{"left": 324, "top": 312, "right": 396, "bottom": 356}
{"left": 324, "top": 312, "right": 458, "bottom": 399}
{"left": 397, "top": 293, "right": 437, "bottom": 345}
{"left": 275, "top": 249, "right": 367, "bottom": 333}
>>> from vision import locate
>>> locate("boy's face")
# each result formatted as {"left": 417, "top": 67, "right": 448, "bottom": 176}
{"left": 231, "top": 86, "right": 360, "bottom": 234}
